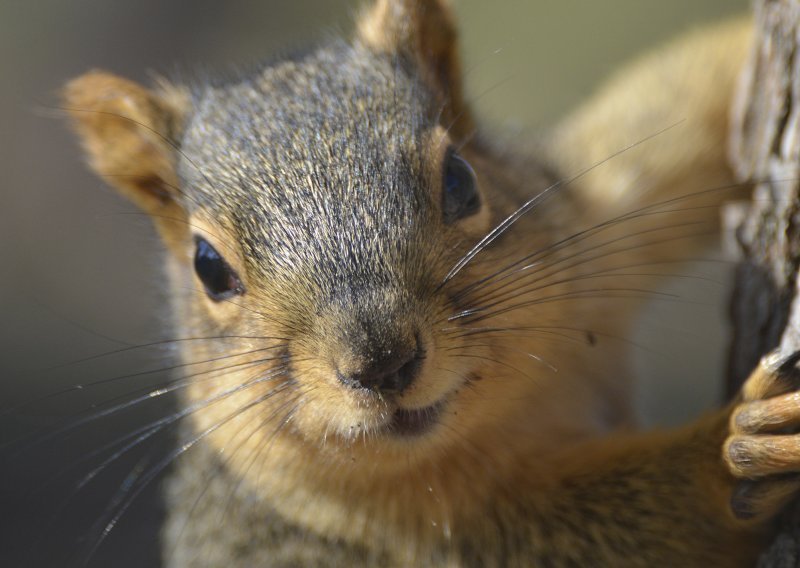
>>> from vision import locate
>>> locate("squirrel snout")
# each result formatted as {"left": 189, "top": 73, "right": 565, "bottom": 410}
{"left": 335, "top": 336, "right": 424, "bottom": 395}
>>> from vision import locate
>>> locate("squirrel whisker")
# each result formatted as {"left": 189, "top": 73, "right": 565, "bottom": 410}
{"left": 82, "top": 382, "right": 301, "bottom": 566}
{"left": 8, "top": 349, "right": 294, "bottom": 455}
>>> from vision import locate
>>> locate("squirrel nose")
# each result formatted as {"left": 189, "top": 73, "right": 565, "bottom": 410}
{"left": 337, "top": 339, "right": 424, "bottom": 394}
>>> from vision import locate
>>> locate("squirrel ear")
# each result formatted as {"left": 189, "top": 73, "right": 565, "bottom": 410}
{"left": 357, "top": 0, "right": 472, "bottom": 136}
{"left": 63, "top": 71, "right": 191, "bottom": 250}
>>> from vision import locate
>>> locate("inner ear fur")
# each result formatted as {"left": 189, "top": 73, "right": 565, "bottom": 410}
{"left": 357, "top": 0, "right": 473, "bottom": 137}
{"left": 63, "top": 70, "right": 191, "bottom": 252}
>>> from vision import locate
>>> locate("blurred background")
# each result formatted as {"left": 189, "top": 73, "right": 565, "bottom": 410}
{"left": 0, "top": 0, "right": 748, "bottom": 566}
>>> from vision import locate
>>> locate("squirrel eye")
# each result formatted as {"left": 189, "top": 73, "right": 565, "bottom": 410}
{"left": 442, "top": 150, "right": 480, "bottom": 223}
{"left": 193, "top": 237, "right": 244, "bottom": 301}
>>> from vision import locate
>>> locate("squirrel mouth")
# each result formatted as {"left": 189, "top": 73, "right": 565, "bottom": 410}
{"left": 388, "top": 402, "right": 444, "bottom": 437}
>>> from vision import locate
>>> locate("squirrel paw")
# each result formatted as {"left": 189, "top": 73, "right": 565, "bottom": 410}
{"left": 725, "top": 349, "right": 800, "bottom": 520}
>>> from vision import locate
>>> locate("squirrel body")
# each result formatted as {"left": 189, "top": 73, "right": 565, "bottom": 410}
{"left": 64, "top": 2, "right": 800, "bottom": 566}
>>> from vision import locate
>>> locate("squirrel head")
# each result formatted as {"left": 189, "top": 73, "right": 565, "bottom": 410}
{"left": 63, "top": 0, "right": 565, "bottom": 487}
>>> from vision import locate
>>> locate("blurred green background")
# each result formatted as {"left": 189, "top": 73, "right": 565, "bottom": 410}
{"left": 0, "top": 0, "right": 748, "bottom": 566}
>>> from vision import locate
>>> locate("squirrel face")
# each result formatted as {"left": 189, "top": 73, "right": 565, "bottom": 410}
{"left": 178, "top": 40, "right": 500, "bottom": 450}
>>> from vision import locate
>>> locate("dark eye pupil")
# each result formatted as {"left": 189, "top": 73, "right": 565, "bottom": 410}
{"left": 442, "top": 151, "right": 480, "bottom": 223}
{"left": 194, "top": 238, "right": 243, "bottom": 301}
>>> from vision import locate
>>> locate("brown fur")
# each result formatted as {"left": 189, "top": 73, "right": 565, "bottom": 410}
{"left": 64, "top": 2, "right": 800, "bottom": 566}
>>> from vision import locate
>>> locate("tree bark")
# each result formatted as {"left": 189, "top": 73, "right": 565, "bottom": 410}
{"left": 728, "top": 0, "right": 800, "bottom": 564}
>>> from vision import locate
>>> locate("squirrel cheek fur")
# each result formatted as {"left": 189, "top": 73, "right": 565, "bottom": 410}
{"left": 63, "top": 0, "right": 800, "bottom": 566}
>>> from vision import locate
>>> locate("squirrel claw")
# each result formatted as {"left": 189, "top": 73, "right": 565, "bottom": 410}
{"left": 764, "top": 348, "right": 800, "bottom": 376}
{"left": 741, "top": 348, "right": 800, "bottom": 403}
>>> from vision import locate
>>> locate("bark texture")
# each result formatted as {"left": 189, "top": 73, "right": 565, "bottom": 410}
{"left": 728, "top": 0, "right": 800, "bottom": 564}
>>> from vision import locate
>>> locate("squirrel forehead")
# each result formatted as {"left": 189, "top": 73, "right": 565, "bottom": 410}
{"left": 178, "top": 42, "right": 445, "bottom": 277}
{"left": 180, "top": 42, "right": 440, "bottom": 199}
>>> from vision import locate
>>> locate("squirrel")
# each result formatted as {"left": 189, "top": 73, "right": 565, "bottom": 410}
{"left": 61, "top": 0, "right": 800, "bottom": 566}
